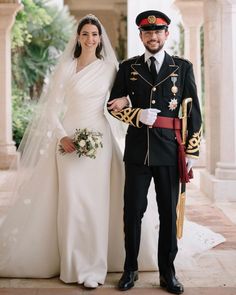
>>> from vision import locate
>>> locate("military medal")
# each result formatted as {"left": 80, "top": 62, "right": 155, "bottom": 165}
{"left": 168, "top": 73, "right": 178, "bottom": 110}
{"left": 170, "top": 73, "right": 178, "bottom": 96}
{"left": 168, "top": 98, "right": 178, "bottom": 111}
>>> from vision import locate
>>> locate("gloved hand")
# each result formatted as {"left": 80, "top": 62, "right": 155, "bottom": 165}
{"left": 185, "top": 156, "right": 195, "bottom": 173}
{"left": 139, "top": 108, "right": 161, "bottom": 126}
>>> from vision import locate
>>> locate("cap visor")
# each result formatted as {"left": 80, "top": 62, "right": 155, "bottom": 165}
{"left": 139, "top": 24, "right": 167, "bottom": 31}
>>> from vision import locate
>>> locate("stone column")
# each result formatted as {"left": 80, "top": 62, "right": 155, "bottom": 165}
{"left": 0, "top": 1, "right": 22, "bottom": 169}
{"left": 174, "top": 0, "right": 203, "bottom": 105}
{"left": 174, "top": 0, "right": 205, "bottom": 167}
{"left": 215, "top": 0, "right": 236, "bottom": 181}
{"left": 200, "top": 0, "right": 236, "bottom": 201}
{"left": 202, "top": 0, "right": 221, "bottom": 175}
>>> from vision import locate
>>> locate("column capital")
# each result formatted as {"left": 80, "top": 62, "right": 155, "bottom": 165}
{"left": 174, "top": 0, "right": 203, "bottom": 27}
{"left": 0, "top": 2, "right": 23, "bottom": 30}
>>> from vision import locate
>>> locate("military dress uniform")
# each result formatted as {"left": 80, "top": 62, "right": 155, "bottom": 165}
{"left": 107, "top": 9, "right": 202, "bottom": 294}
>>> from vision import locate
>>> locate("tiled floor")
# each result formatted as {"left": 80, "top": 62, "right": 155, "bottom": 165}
{"left": 0, "top": 287, "right": 236, "bottom": 295}
{"left": 0, "top": 169, "right": 236, "bottom": 294}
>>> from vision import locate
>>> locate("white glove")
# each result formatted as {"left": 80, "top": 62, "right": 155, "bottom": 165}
{"left": 186, "top": 157, "right": 195, "bottom": 173}
{"left": 139, "top": 108, "right": 161, "bottom": 125}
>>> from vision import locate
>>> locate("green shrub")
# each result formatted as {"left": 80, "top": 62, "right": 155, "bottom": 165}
{"left": 11, "top": 0, "right": 76, "bottom": 145}
{"left": 12, "top": 94, "right": 36, "bottom": 148}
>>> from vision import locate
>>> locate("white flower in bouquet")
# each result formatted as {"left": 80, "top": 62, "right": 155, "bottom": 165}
{"left": 79, "top": 140, "right": 86, "bottom": 147}
{"left": 59, "top": 128, "right": 103, "bottom": 159}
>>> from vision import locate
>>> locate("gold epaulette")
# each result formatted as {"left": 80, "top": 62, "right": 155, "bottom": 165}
{"left": 172, "top": 55, "right": 192, "bottom": 65}
{"left": 111, "top": 107, "right": 142, "bottom": 128}
{"left": 121, "top": 55, "right": 140, "bottom": 64}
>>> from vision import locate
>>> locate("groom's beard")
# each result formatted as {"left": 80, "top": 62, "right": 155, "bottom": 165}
{"left": 144, "top": 42, "right": 165, "bottom": 55}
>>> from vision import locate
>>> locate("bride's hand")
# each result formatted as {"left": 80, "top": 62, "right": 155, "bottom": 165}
{"left": 107, "top": 97, "right": 129, "bottom": 111}
{"left": 60, "top": 136, "right": 76, "bottom": 153}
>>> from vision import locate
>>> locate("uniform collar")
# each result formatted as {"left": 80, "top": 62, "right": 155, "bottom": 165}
{"left": 131, "top": 52, "right": 178, "bottom": 87}
{"left": 145, "top": 49, "right": 165, "bottom": 67}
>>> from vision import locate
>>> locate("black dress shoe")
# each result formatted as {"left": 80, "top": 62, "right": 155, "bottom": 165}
{"left": 118, "top": 270, "right": 138, "bottom": 291}
{"left": 160, "top": 273, "right": 184, "bottom": 294}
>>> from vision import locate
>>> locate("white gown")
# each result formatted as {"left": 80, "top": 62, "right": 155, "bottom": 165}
{"left": 0, "top": 59, "right": 225, "bottom": 283}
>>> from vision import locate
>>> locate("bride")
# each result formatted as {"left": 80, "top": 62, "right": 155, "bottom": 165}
{"left": 0, "top": 14, "right": 128, "bottom": 288}
{"left": 0, "top": 14, "right": 224, "bottom": 289}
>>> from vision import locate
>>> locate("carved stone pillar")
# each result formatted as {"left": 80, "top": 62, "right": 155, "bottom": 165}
{"left": 200, "top": 0, "right": 236, "bottom": 201}
{"left": 174, "top": 0, "right": 203, "bottom": 105}
{"left": 174, "top": 0, "right": 205, "bottom": 168}
{"left": 215, "top": 0, "right": 236, "bottom": 181}
{"left": 0, "top": 1, "right": 22, "bottom": 169}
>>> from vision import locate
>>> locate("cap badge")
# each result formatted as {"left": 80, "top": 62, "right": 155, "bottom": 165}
{"left": 147, "top": 15, "right": 156, "bottom": 24}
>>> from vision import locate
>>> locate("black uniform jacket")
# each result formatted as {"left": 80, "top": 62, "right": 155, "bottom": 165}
{"left": 108, "top": 52, "right": 202, "bottom": 166}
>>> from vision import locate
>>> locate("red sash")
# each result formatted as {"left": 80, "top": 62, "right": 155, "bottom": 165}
{"left": 153, "top": 116, "right": 192, "bottom": 183}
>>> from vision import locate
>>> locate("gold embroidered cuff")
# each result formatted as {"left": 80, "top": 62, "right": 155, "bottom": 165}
{"left": 186, "top": 127, "right": 202, "bottom": 155}
{"left": 111, "top": 108, "right": 142, "bottom": 127}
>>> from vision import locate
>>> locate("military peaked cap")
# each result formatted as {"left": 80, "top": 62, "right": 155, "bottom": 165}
{"left": 136, "top": 10, "right": 171, "bottom": 31}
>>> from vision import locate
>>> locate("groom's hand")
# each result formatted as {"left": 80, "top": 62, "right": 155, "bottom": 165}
{"left": 139, "top": 108, "right": 161, "bottom": 126}
{"left": 185, "top": 156, "right": 195, "bottom": 173}
{"left": 60, "top": 136, "right": 76, "bottom": 153}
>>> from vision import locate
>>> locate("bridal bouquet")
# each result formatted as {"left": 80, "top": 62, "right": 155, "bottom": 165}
{"left": 59, "top": 128, "right": 103, "bottom": 159}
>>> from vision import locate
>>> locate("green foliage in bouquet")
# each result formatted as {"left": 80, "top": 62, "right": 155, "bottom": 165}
{"left": 59, "top": 129, "right": 103, "bottom": 159}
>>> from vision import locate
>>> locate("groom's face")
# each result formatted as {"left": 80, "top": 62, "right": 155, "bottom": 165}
{"left": 139, "top": 29, "right": 169, "bottom": 54}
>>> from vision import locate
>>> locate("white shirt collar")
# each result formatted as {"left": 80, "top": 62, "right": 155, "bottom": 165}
{"left": 145, "top": 49, "right": 165, "bottom": 66}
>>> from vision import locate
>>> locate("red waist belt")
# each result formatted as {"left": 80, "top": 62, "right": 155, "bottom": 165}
{"left": 153, "top": 116, "right": 192, "bottom": 183}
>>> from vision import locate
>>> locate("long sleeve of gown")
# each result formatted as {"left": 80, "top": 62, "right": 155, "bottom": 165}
{"left": 53, "top": 114, "right": 67, "bottom": 140}
{"left": 45, "top": 81, "right": 68, "bottom": 141}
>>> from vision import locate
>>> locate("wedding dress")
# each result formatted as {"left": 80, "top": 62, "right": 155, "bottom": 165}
{"left": 0, "top": 58, "right": 128, "bottom": 284}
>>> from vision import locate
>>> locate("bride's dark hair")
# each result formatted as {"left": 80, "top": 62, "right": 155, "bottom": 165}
{"left": 74, "top": 15, "right": 103, "bottom": 59}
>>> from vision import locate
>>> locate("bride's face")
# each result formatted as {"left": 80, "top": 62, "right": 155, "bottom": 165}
{"left": 78, "top": 24, "right": 101, "bottom": 53}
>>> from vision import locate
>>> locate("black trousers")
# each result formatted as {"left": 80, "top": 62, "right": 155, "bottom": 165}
{"left": 123, "top": 163, "right": 179, "bottom": 276}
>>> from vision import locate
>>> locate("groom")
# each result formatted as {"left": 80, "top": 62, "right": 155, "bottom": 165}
{"left": 107, "top": 10, "right": 202, "bottom": 294}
